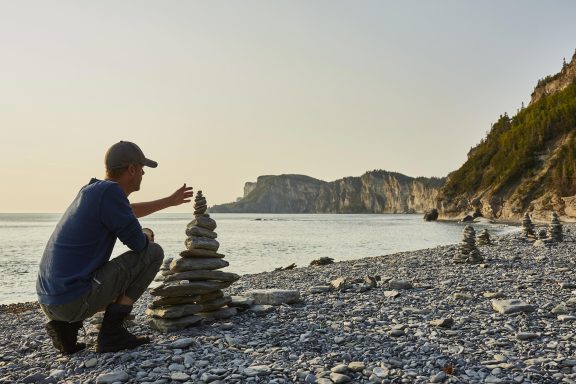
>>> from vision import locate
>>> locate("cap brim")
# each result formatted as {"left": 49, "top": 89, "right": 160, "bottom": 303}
{"left": 144, "top": 158, "right": 158, "bottom": 168}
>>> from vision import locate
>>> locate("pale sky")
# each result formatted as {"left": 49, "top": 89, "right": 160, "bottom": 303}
{"left": 1, "top": 1, "right": 575, "bottom": 212}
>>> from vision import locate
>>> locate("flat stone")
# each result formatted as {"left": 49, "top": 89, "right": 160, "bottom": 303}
{"left": 170, "top": 338, "right": 197, "bottom": 349}
{"left": 150, "top": 281, "right": 231, "bottom": 297}
{"left": 515, "top": 332, "right": 539, "bottom": 340}
{"left": 483, "top": 291, "right": 505, "bottom": 299}
{"left": 243, "top": 365, "right": 271, "bottom": 376}
{"left": 164, "top": 270, "right": 240, "bottom": 283}
{"left": 198, "top": 296, "right": 233, "bottom": 312}
{"left": 179, "top": 249, "right": 225, "bottom": 258}
{"left": 150, "top": 315, "right": 203, "bottom": 333}
{"left": 96, "top": 371, "right": 130, "bottom": 384}
{"left": 189, "top": 216, "right": 217, "bottom": 231}
{"left": 330, "top": 372, "right": 351, "bottom": 383}
{"left": 331, "top": 364, "right": 348, "bottom": 373}
{"left": 185, "top": 225, "right": 217, "bottom": 239}
{"left": 492, "top": 299, "right": 536, "bottom": 314}
{"left": 22, "top": 373, "right": 47, "bottom": 383}
{"left": 348, "top": 361, "right": 365, "bottom": 372}
{"left": 185, "top": 236, "right": 220, "bottom": 251}
{"left": 49, "top": 370, "right": 65, "bottom": 378}
{"left": 85, "top": 357, "right": 98, "bottom": 368}
{"left": 560, "top": 282, "right": 576, "bottom": 289}
{"left": 430, "top": 371, "right": 447, "bottom": 383}
{"left": 453, "top": 292, "right": 474, "bottom": 300}
{"left": 310, "top": 286, "right": 331, "bottom": 293}
{"left": 558, "top": 315, "right": 576, "bottom": 321}
{"left": 248, "top": 304, "right": 274, "bottom": 315}
{"left": 146, "top": 304, "right": 203, "bottom": 318}
{"left": 389, "top": 279, "right": 413, "bottom": 289}
{"left": 430, "top": 318, "right": 454, "bottom": 328}
{"left": 197, "top": 307, "right": 238, "bottom": 320}
{"left": 372, "top": 367, "right": 389, "bottom": 378}
{"left": 228, "top": 296, "right": 255, "bottom": 309}
{"left": 169, "top": 363, "right": 185, "bottom": 371}
{"left": 551, "top": 304, "right": 569, "bottom": 314}
{"left": 330, "top": 277, "right": 349, "bottom": 290}
{"left": 245, "top": 289, "right": 300, "bottom": 305}
{"left": 171, "top": 372, "right": 190, "bottom": 381}
{"left": 150, "top": 290, "right": 224, "bottom": 307}
{"left": 384, "top": 290, "right": 400, "bottom": 298}
{"left": 170, "top": 257, "right": 229, "bottom": 272}
{"left": 363, "top": 275, "right": 378, "bottom": 287}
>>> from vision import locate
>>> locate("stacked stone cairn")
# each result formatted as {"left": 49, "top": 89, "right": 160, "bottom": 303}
{"left": 453, "top": 225, "right": 483, "bottom": 263}
{"left": 522, "top": 212, "right": 536, "bottom": 239}
{"left": 477, "top": 228, "right": 492, "bottom": 246}
{"left": 147, "top": 191, "right": 240, "bottom": 332}
{"left": 547, "top": 211, "right": 563, "bottom": 242}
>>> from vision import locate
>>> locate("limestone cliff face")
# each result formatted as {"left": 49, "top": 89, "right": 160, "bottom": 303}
{"left": 211, "top": 171, "right": 444, "bottom": 214}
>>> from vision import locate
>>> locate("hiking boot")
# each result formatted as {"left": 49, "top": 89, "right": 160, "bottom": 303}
{"left": 97, "top": 303, "right": 150, "bottom": 353}
{"left": 45, "top": 320, "right": 86, "bottom": 354}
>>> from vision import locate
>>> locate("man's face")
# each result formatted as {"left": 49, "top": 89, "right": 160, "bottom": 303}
{"left": 129, "top": 163, "right": 145, "bottom": 191}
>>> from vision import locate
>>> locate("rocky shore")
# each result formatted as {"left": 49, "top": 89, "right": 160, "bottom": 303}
{"left": 2, "top": 226, "right": 576, "bottom": 384}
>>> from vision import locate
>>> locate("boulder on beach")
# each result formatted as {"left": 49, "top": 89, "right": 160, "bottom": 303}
{"left": 245, "top": 289, "right": 301, "bottom": 305}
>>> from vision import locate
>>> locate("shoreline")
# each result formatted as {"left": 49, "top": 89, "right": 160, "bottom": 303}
{"left": 1, "top": 229, "right": 575, "bottom": 383}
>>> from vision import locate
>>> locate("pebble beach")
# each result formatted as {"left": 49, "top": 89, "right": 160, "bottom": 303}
{"left": 2, "top": 226, "right": 576, "bottom": 384}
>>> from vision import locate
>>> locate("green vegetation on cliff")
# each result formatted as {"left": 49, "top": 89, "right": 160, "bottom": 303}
{"left": 442, "top": 82, "right": 576, "bottom": 201}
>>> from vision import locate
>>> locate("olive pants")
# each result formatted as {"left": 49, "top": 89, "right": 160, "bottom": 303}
{"left": 40, "top": 243, "right": 163, "bottom": 322}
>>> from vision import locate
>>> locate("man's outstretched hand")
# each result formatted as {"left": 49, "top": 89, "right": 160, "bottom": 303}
{"left": 131, "top": 184, "right": 194, "bottom": 218}
{"left": 168, "top": 184, "right": 194, "bottom": 207}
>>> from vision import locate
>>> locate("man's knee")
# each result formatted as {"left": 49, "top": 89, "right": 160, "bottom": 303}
{"left": 147, "top": 242, "right": 164, "bottom": 267}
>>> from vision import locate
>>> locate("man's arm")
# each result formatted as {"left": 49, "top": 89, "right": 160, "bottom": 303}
{"left": 131, "top": 184, "right": 193, "bottom": 218}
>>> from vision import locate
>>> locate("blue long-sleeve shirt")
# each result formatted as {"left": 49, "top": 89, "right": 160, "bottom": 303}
{"left": 37, "top": 178, "right": 147, "bottom": 305}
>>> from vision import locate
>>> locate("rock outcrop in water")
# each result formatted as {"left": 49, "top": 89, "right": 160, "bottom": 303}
{"left": 211, "top": 171, "right": 444, "bottom": 214}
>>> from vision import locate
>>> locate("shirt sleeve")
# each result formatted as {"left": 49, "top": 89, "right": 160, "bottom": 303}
{"left": 99, "top": 184, "right": 148, "bottom": 252}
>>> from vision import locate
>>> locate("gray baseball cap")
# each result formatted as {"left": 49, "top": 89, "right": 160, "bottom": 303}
{"left": 105, "top": 141, "right": 158, "bottom": 170}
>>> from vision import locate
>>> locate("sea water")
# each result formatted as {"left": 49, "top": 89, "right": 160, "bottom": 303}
{"left": 0, "top": 213, "right": 518, "bottom": 304}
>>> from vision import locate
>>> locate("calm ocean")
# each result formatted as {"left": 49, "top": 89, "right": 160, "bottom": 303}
{"left": 0, "top": 213, "right": 518, "bottom": 305}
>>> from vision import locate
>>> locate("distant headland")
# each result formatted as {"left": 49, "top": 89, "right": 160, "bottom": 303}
{"left": 213, "top": 50, "right": 576, "bottom": 223}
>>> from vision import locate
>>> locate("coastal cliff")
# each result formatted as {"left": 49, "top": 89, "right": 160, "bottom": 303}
{"left": 211, "top": 171, "right": 444, "bottom": 214}
{"left": 437, "top": 50, "right": 576, "bottom": 222}
{"left": 213, "top": 51, "right": 576, "bottom": 221}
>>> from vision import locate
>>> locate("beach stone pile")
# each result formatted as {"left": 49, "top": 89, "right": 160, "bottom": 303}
{"left": 522, "top": 212, "right": 536, "bottom": 239}
{"left": 547, "top": 211, "right": 563, "bottom": 242}
{"left": 477, "top": 228, "right": 491, "bottom": 246}
{"left": 453, "top": 225, "right": 483, "bottom": 263}
{"left": 147, "top": 191, "right": 240, "bottom": 332}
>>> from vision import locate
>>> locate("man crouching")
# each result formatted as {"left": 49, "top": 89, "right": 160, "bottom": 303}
{"left": 36, "top": 141, "right": 193, "bottom": 353}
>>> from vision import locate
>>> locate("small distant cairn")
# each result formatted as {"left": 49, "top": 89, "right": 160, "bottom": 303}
{"left": 147, "top": 191, "right": 240, "bottom": 332}
{"left": 522, "top": 212, "right": 536, "bottom": 239}
{"left": 453, "top": 225, "right": 484, "bottom": 263}
{"left": 477, "top": 229, "right": 492, "bottom": 246}
{"left": 547, "top": 211, "right": 563, "bottom": 242}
